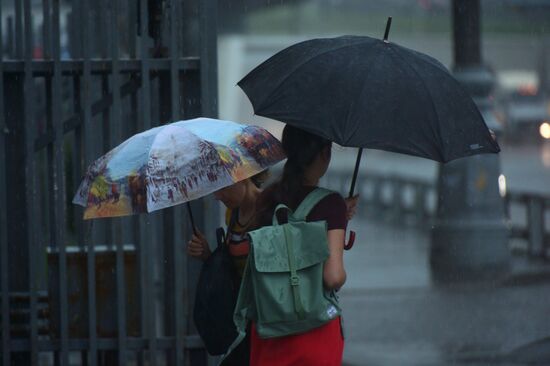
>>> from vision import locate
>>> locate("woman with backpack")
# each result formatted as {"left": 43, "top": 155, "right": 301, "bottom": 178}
{"left": 251, "top": 125, "right": 358, "bottom": 366}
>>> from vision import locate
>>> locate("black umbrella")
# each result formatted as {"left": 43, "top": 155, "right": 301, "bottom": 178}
{"left": 238, "top": 18, "right": 500, "bottom": 248}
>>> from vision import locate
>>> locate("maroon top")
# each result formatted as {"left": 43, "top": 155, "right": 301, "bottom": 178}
{"left": 258, "top": 186, "right": 347, "bottom": 231}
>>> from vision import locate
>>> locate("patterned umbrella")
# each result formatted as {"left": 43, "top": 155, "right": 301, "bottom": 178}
{"left": 73, "top": 118, "right": 285, "bottom": 220}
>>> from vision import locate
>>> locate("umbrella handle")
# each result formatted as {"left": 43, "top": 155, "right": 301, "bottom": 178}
{"left": 344, "top": 230, "right": 356, "bottom": 250}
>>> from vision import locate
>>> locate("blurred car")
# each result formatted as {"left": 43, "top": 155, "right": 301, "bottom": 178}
{"left": 498, "top": 85, "right": 550, "bottom": 143}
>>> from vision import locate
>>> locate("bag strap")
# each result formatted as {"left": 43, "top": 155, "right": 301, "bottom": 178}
{"left": 223, "top": 208, "right": 239, "bottom": 247}
{"left": 282, "top": 225, "right": 305, "bottom": 320}
{"left": 272, "top": 204, "right": 291, "bottom": 226}
{"left": 215, "top": 227, "right": 225, "bottom": 248}
{"left": 292, "top": 188, "right": 334, "bottom": 221}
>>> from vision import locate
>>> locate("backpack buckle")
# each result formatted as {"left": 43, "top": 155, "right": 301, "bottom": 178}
{"left": 290, "top": 275, "right": 300, "bottom": 286}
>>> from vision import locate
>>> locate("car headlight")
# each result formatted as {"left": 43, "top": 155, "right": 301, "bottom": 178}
{"left": 540, "top": 122, "right": 550, "bottom": 139}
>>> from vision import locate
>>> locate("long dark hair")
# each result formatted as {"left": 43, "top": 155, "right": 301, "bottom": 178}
{"left": 255, "top": 125, "right": 331, "bottom": 227}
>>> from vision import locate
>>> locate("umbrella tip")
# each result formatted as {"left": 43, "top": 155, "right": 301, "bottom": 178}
{"left": 383, "top": 16, "right": 393, "bottom": 42}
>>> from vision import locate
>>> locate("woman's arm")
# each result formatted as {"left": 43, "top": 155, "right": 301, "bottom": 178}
{"left": 323, "top": 229, "right": 346, "bottom": 290}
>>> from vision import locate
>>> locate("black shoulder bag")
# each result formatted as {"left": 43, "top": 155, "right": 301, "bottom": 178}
{"left": 193, "top": 209, "right": 239, "bottom": 355}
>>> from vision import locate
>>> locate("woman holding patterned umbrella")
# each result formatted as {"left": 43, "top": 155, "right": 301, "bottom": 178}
{"left": 187, "top": 170, "right": 267, "bottom": 366}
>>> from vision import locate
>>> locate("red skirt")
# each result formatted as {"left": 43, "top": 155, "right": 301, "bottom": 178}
{"left": 250, "top": 318, "right": 344, "bottom": 366}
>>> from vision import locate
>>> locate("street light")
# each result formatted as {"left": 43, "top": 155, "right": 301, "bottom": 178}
{"left": 430, "top": 0, "right": 510, "bottom": 281}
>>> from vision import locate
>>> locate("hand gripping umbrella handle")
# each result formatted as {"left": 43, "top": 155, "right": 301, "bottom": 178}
{"left": 344, "top": 231, "right": 355, "bottom": 250}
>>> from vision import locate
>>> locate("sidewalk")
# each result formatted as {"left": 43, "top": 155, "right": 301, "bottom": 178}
{"left": 339, "top": 219, "right": 550, "bottom": 366}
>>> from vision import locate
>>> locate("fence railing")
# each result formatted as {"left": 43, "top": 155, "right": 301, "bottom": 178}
{"left": 505, "top": 192, "right": 550, "bottom": 259}
{"left": 320, "top": 171, "right": 437, "bottom": 226}
{"left": 320, "top": 171, "right": 550, "bottom": 260}
{"left": 1, "top": 1, "right": 218, "bottom": 365}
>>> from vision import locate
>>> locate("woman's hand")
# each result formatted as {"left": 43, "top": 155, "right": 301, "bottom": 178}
{"left": 344, "top": 195, "right": 359, "bottom": 220}
{"left": 187, "top": 228, "right": 211, "bottom": 261}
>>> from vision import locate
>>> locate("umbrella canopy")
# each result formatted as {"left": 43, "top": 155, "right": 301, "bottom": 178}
{"left": 238, "top": 34, "right": 500, "bottom": 163}
{"left": 73, "top": 118, "right": 285, "bottom": 219}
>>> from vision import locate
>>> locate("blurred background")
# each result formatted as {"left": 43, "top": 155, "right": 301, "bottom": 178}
{"left": 213, "top": 1, "right": 550, "bottom": 365}
{"left": 2, "top": 0, "right": 550, "bottom": 365}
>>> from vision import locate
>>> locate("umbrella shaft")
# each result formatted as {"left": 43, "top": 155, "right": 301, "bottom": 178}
{"left": 187, "top": 202, "right": 197, "bottom": 235}
{"left": 349, "top": 148, "right": 363, "bottom": 198}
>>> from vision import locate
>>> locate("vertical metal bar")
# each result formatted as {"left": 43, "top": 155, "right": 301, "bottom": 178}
{"left": 0, "top": 4, "right": 11, "bottom": 365}
{"left": 68, "top": 0, "right": 82, "bottom": 252}
{"left": 52, "top": 0, "right": 69, "bottom": 364}
{"left": 68, "top": 2, "right": 82, "bottom": 59}
{"left": 81, "top": 0, "right": 98, "bottom": 364}
{"left": 170, "top": 0, "right": 179, "bottom": 122}
{"left": 46, "top": 76, "right": 55, "bottom": 255}
{"left": 194, "top": 4, "right": 219, "bottom": 364}
{"left": 128, "top": 0, "right": 137, "bottom": 59}
{"left": 73, "top": 76, "right": 84, "bottom": 247}
{"left": 139, "top": 1, "right": 156, "bottom": 363}
{"left": 182, "top": 70, "right": 208, "bottom": 366}
{"left": 42, "top": 0, "right": 52, "bottom": 59}
{"left": 23, "top": 0, "right": 38, "bottom": 363}
{"left": 6, "top": 16, "right": 14, "bottom": 59}
{"left": 15, "top": 0, "right": 23, "bottom": 58}
{"left": 198, "top": 0, "right": 218, "bottom": 118}
{"left": 100, "top": 0, "right": 109, "bottom": 59}
{"left": 110, "top": 1, "right": 127, "bottom": 364}
{"left": 528, "top": 198, "right": 545, "bottom": 258}
{"left": 169, "top": 1, "right": 185, "bottom": 363}
{"left": 100, "top": 75, "right": 111, "bottom": 248}
{"left": 138, "top": 216, "right": 155, "bottom": 365}
{"left": 195, "top": 0, "right": 220, "bottom": 358}
{"left": 173, "top": 207, "right": 185, "bottom": 366}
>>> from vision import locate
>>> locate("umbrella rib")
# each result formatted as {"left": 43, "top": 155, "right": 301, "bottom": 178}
{"left": 248, "top": 38, "right": 375, "bottom": 112}
{"left": 387, "top": 46, "right": 445, "bottom": 162}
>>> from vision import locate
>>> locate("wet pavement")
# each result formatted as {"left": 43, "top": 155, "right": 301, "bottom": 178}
{"left": 339, "top": 220, "right": 550, "bottom": 366}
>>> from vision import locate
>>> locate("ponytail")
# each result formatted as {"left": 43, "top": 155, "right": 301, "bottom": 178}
{"left": 279, "top": 125, "right": 331, "bottom": 206}
{"left": 255, "top": 125, "right": 331, "bottom": 227}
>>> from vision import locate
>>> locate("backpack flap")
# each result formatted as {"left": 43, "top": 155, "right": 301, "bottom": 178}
{"left": 248, "top": 221, "right": 329, "bottom": 273}
{"left": 247, "top": 220, "right": 334, "bottom": 338}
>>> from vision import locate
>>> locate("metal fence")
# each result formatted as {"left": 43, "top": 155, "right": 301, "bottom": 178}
{"left": 320, "top": 171, "right": 550, "bottom": 259}
{"left": 1, "top": 0, "right": 218, "bottom": 365}
{"left": 320, "top": 171, "right": 437, "bottom": 227}
{"left": 506, "top": 191, "right": 550, "bottom": 259}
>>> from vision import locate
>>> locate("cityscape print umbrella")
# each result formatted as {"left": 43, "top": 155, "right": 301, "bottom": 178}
{"left": 73, "top": 118, "right": 285, "bottom": 222}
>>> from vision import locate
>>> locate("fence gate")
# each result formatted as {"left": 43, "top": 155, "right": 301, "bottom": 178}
{"left": 1, "top": 0, "right": 218, "bottom": 365}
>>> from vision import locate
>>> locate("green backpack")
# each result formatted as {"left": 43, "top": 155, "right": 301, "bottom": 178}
{"left": 224, "top": 188, "right": 341, "bottom": 359}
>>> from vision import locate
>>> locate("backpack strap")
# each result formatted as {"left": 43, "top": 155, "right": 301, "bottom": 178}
{"left": 292, "top": 188, "right": 335, "bottom": 221}
{"left": 282, "top": 225, "right": 305, "bottom": 320}
{"left": 224, "top": 208, "right": 239, "bottom": 246}
{"left": 272, "top": 204, "right": 292, "bottom": 226}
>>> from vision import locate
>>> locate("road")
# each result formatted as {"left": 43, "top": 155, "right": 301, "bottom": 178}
{"left": 339, "top": 219, "right": 550, "bottom": 366}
